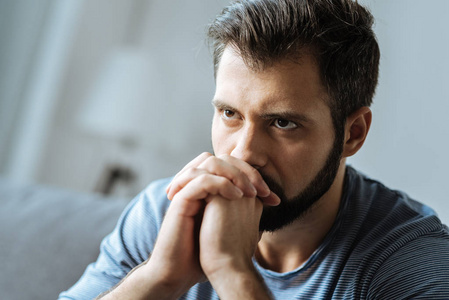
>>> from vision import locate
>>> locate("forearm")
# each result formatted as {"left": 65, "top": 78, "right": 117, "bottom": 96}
{"left": 96, "top": 260, "right": 187, "bottom": 300}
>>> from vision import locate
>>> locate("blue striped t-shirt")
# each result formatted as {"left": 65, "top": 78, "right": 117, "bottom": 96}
{"left": 59, "top": 166, "right": 449, "bottom": 299}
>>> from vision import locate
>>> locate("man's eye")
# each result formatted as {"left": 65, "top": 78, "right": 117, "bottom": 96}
{"left": 222, "top": 109, "right": 237, "bottom": 119}
{"left": 273, "top": 118, "right": 297, "bottom": 129}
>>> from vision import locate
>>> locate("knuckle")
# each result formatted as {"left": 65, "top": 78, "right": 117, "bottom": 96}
{"left": 247, "top": 166, "right": 261, "bottom": 179}
{"left": 234, "top": 166, "right": 244, "bottom": 176}
{"left": 185, "top": 166, "right": 199, "bottom": 177}
{"left": 204, "top": 155, "right": 220, "bottom": 169}
{"left": 217, "top": 176, "right": 230, "bottom": 186}
{"left": 199, "top": 152, "right": 212, "bottom": 159}
{"left": 217, "top": 153, "right": 232, "bottom": 160}
{"left": 197, "top": 173, "right": 211, "bottom": 183}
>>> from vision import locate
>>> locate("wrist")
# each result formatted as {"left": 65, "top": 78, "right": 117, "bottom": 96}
{"left": 206, "top": 259, "right": 272, "bottom": 300}
{"left": 139, "top": 261, "right": 194, "bottom": 299}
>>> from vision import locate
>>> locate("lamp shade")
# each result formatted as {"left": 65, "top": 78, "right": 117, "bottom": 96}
{"left": 76, "top": 48, "right": 159, "bottom": 142}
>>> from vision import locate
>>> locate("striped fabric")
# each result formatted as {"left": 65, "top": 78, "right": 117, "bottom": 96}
{"left": 59, "top": 166, "right": 449, "bottom": 299}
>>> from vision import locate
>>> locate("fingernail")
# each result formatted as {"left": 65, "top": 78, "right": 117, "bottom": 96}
{"left": 234, "top": 186, "right": 244, "bottom": 198}
{"left": 272, "top": 192, "right": 281, "bottom": 205}
{"left": 262, "top": 192, "right": 281, "bottom": 206}
{"left": 250, "top": 184, "right": 258, "bottom": 196}
{"left": 259, "top": 180, "right": 270, "bottom": 197}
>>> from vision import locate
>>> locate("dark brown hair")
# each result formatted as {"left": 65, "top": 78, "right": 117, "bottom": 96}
{"left": 207, "top": 0, "right": 380, "bottom": 142}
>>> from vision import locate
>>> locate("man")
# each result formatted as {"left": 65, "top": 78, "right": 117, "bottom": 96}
{"left": 60, "top": 0, "right": 449, "bottom": 299}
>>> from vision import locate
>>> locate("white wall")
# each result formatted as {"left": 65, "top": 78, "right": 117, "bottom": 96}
{"left": 0, "top": 0, "right": 52, "bottom": 175}
{"left": 351, "top": 0, "right": 449, "bottom": 224}
{"left": 33, "top": 0, "right": 229, "bottom": 196}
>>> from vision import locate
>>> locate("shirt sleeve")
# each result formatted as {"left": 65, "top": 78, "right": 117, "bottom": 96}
{"left": 367, "top": 230, "right": 449, "bottom": 299}
{"left": 58, "top": 178, "right": 172, "bottom": 299}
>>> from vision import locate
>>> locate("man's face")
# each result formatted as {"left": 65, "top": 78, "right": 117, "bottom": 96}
{"left": 211, "top": 47, "right": 342, "bottom": 232}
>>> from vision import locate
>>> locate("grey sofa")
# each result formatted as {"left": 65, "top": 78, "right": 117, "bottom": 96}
{"left": 0, "top": 178, "right": 129, "bottom": 300}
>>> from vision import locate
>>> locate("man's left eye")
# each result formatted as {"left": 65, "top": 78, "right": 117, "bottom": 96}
{"left": 273, "top": 118, "right": 297, "bottom": 129}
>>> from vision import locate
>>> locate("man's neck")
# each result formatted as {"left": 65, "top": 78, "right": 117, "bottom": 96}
{"left": 255, "top": 163, "right": 347, "bottom": 273}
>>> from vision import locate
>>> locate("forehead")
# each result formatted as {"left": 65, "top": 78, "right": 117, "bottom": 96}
{"left": 214, "top": 47, "right": 330, "bottom": 121}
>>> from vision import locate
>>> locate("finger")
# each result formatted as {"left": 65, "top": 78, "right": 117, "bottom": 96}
{"left": 166, "top": 152, "right": 213, "bottom": 194}
{"left": 167, "top": 167, "right": 211, "bottom": 200}
{"left": 217, "top": 155, "right": 271, "bottom": 198}
{"left": 259, "top": 191, "right": 281, "bottom": 206}
{"left": 172, "top": 174, "right": 245, "bottom": 217}
{"left": 197, "top": 156, "right": 258, "bottom": 198}
{"left": 167, "top": 160, "right": 252, "bottom": 201}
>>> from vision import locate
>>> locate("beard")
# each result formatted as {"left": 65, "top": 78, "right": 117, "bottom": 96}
{"left": 259, "top": 132, "right": 344, "bottom": 232}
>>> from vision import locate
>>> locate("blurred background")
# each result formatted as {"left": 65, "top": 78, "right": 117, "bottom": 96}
{"left": 0, "top": 0, "right": 448, "bottom": 223}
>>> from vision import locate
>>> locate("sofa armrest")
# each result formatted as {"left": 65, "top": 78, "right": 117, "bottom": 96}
{"left": 0, "top": 179, "right": 129, "bottom": 300}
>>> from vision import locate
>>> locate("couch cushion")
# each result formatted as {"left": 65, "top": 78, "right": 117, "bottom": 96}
{"left": 0, "top": 179, "right": 129, "bottom": 300}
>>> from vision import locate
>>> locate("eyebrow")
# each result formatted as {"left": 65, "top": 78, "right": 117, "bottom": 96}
{"left": 260, "top": 111, "right": 312, "bottom": 124}
{"left": 211, "top": 99, "right": 236, "bottom": 111}
{"left": 212, "top": 99, "right": 313, "bottom": 124}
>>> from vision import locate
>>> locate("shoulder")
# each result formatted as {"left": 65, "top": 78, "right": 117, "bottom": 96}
{"left": 100, "top": 177, "right": 174, "bottom": 265}
{"left": 344, "top": 166, "right": 447, "bottom": 258}
{"left": 344, "top": 166, "right": 438, "bottom": 225}
{"left": 101, "top": 177, "right": 173, "bottom": 263}
{"left": 367, "top": 229, "right": 449, "bottom": 298}
{"left": 342, "top": 166, "right": 449, "bottom": 298}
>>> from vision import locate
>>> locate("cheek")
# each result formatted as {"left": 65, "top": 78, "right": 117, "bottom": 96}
{"left": 211, "top": 115, "right": 231, "bottom": 155}
{"left": 275, "top": 136, "right": 333, "bottom": 196}
{"left": 211, "top": 116, "right": 220, "bottom": 152}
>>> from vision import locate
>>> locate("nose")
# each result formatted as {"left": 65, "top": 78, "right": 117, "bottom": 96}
{"left": 230, "top": 125, "right": 267, "bottom": 169}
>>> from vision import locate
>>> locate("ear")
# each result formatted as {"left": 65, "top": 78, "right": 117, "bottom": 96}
{"left": 341, "top": 106, "right": 372, "bottom": 158}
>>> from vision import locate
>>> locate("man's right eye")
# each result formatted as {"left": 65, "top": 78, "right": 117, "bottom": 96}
{"left": 222, "top": 109, "right": 237, "bottom": 119}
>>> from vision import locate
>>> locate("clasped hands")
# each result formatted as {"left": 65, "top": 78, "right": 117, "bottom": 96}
{"left": 143, "top": 152, "right": 280, "bottom": 299}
